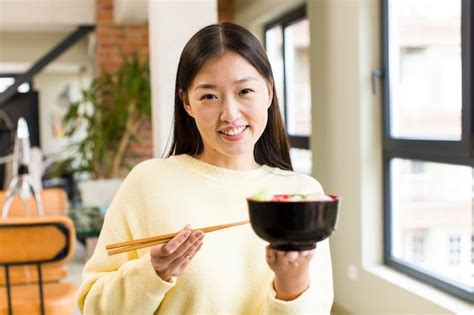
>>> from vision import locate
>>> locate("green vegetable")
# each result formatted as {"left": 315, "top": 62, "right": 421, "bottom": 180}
{"left": 251, "top": 188, "right": 273, "bottom": 201}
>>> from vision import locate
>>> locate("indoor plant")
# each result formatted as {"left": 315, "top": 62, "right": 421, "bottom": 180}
{"left": 63, "top": 56, "right": 151, "bottom": 207}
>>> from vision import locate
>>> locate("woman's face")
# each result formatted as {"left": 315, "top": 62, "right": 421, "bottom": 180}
{"left": 182, "top": 52, "right": 273, "bottom": 169}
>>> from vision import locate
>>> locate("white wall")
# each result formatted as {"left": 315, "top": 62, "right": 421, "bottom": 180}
{"left": 148, "top": 0, "right": 217, "bottom": 158}
{"left": 236, "top": 0, "right": 472, "bottom": 313}
{"left": 34, "top": 70, "right": 92, "bottom": 156}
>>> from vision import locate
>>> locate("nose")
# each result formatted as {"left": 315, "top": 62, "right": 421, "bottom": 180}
{"left": 220, "top": 95, "right": 241, "bottom": 122}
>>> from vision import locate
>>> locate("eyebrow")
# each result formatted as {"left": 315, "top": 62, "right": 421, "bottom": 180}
{"left": 193, "top": 77, "right": 259, "bottom": 91}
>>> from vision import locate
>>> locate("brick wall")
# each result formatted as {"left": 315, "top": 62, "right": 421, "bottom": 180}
{"left": 96, "top": 0, "right": 149, "bottom": 73}
{"left": 96, "top": 0, "right": 233, "bottom": 72}
{"left": 95, "top": 0, "right": 233, "bottom": 175}
{"left": 218, "top": 0, "right": 234, "bottom": 22}
{"left": 96, "top": 0, "right": 151, "bottom": 176}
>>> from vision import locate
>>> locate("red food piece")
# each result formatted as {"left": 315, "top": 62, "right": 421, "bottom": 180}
{"left": 271, "top": 194, "right": 290, "bottom": 201}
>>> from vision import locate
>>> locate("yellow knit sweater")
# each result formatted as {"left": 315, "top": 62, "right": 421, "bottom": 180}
{"left": 77, "top": 155, "right": 333, "bottom": 314}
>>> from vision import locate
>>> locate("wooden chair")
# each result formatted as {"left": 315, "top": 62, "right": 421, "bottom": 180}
{"left": 0, "top": 188, "right": 69, "bottom": 217}
{"left": 0, "top": 188, "right": 69, "bottom": 286}
{"left": 0, "top": 216, "right": 77, "bottom": 315}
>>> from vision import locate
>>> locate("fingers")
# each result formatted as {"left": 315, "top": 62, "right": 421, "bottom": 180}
{"left": 150, "top": 226, "right": 205, "bottom": 281}
{"left": 160, "top": 227, "right": 193, "bottom": 256}
{"left": 166, "top": 239, "right": 203, "bottom": 272}
{"left": 154, "top": 234, "right": 204, "bottom": 280}
{"left": 167, "top": 230, "right": 204, "bottom": 262}
{"left": 266, "top": 245, "right": 314, "bottom": 295}
{"left": 285, "top": 251, "right": 299, "bottom": 262}
{"left": 266, "top": 245, "right": 315, "bottom": 264}
{"left": 266, "top": 246, "right": 276, "bottom": 263}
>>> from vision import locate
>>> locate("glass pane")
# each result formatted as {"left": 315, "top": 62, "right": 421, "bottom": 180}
{"left": 284, "top": 19, "right": 311, "bottom": 136}
{"left": 290, "top": 148, "right": 312, "bottom": 175}
{"left": 265, "top": 26, "right": 285, "bottom": 119}
{"left": 388, "top": 0, "right": 462, "bottom": 140}
{"left": 0, "top": 77, "right": 29, "bottom": 93}
{"left": 390, "top": 158, "right": 473, "bottom": 287}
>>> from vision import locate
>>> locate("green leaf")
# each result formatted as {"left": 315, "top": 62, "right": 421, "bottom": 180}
{"left": 61, "top": 55, "right": 151, "bottom": 179}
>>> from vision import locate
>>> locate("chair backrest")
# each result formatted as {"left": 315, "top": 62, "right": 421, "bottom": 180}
{"left": 0, "top": 188, "right": 71, "bottom": 286}
{"left": 0, "top": 188, "right": 69, "bottom": 217}
{"left": 0, "top": 215, "right": 75, "bottom": 266}
{"left": 0, "top": 216, "right": 76, "bottom": 315}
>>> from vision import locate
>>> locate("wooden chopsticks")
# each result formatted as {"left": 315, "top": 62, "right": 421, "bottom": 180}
{"left": 106, "top": 220, "right": 249, "bottom": 256}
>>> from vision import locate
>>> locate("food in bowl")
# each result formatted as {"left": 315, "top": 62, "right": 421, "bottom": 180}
{"left": 252, "top": 191, "right": 334, "bottom": 202}
{"left": 247, "top": 191, "right": 340, "bottom": 251}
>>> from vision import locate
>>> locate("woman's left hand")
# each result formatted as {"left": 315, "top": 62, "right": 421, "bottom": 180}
{"left": 265, "top": 245, "right": 315, "bottom": 301}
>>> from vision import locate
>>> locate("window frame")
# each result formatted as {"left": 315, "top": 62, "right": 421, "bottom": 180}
{"left": 382, "top": 0, "right": 474, "bottom": 302}
{"left": 264, "top": 5, "right": 310, "bottom": 150}
{"left": 0, "top": 73, "right": 33, "bottom": 93}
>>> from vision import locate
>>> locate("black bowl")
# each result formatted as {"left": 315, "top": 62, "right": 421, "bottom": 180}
{"left": 247, "top": 195, "right": 340, "bottom": 251}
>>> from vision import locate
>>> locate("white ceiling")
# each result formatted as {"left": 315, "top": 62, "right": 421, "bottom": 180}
{"left": 0, "top": 0, "right": 95, "bottom": 32}
{"left": 0, "top": 0, "right": 255, "bottom": 31}
{"left": 113, "top": 0, "right": 257, "bottom": 25}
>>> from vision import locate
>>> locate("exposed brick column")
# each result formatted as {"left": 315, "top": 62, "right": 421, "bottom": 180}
{"left": 96, "top": 0, "right": 149, "bottom": 72}
{"left": 218, "top": 0, "right": 234, "bottom": 22}
{"left": 96, "top": 0, "right": 152, "bottom": 175}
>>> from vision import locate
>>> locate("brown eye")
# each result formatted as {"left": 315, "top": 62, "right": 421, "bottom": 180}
{"left": 201, "top": 94, "right": 217, "bottom": 101}
{"left": 240, "top": 88, "right": 253, "bottom": 95}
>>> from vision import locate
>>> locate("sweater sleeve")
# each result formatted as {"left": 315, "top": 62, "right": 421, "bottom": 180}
{"left": 77, "top": 163, "right": 175, "bottom": 314}
{"left": 260, "top": 239, "right": 334, "bottom": 315}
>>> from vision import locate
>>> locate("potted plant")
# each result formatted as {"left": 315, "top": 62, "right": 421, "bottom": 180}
{"left": 63, "top": 56, "right": 151, "bottom": 208}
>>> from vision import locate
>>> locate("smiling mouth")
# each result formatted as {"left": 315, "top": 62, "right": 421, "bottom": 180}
{"left": 218, "top": 125, "right": 248, "bottom": 136}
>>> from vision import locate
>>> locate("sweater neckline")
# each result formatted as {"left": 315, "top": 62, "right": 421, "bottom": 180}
{"left": 172, "top": 154, "right": 274, "bottom": 184}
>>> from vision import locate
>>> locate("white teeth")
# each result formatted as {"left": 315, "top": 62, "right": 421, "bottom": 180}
{"left": 221, "top": 126, "right": 246, "bottom": 136}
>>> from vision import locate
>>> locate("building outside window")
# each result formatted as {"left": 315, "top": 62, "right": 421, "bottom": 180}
{"left": 265, "top": 6, "right": 312, "bottom": 174}
{"left": 471, "top": 234, "right": 474, "bottom": 265}
{"left": 382, "top": 0, "right": 473, "bottom": 302}
{"left": 448, "top": 235, "right": 461, "bottom": 265}
{"left": 412, "top": 232, "right": 425, "bottom": 263}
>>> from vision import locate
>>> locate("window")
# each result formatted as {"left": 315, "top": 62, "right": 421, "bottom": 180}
{"left": 0, "top": 74, "right": 33, "bottom": 154}
{"left": 382, "top": 0, "right": 473, "bottom": 302}
{"left": 265, "top": 6, "right": 312, "bottom": 174}
{"left": 448, "top": 235, "right": 461, "bottom": 265}
{"left": 0, "top": 76, "right": 31, "bottom": 93}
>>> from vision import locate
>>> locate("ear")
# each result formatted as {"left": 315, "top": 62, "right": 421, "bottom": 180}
{"left": 267, "top": 81, "right": 274, "bottom": 109}
{"left": 179, "top": 89, "right": 193, "bottom": 117}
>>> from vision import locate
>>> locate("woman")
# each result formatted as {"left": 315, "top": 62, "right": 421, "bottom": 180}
{"left": 78, "top": 22, "right": 333, "bottom": 314}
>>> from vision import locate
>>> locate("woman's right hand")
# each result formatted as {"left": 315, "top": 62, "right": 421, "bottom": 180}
{"left": 150, "top": 226, "right": 204, "bottom": 282}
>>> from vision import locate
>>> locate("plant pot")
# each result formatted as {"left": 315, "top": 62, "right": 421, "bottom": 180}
{"left": 78, "top": 179, "right": 123, "bottom": 209}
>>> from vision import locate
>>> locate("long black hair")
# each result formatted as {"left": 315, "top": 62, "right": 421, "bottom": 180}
{"left": 167, "top": 22, "right": 292, "bottom": 171}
